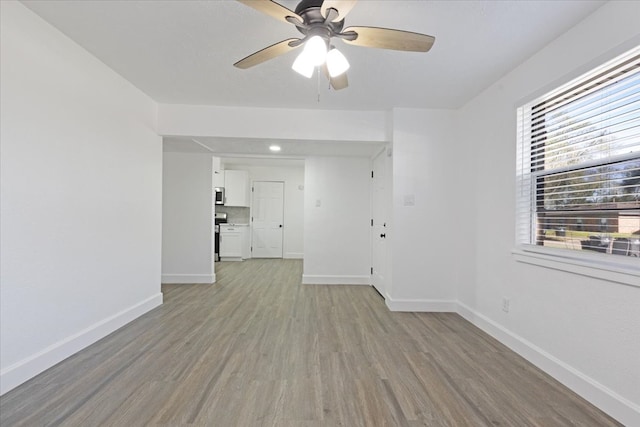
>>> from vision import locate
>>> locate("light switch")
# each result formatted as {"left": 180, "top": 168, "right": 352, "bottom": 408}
{"left": 315, "top": 199, "right": 321, "bottom": 207}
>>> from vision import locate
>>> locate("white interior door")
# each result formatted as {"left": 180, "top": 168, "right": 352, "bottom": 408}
{"left": 372, "top": 149, "right": 388, "bottom": 297}
{"left": 251, "top": 181, "right": 284, "bottom": 258}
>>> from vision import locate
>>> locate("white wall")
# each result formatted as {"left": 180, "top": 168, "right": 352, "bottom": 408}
{"left": 303, "top": 157, "right": 372, "bottom": 284}
{"left": 0, "top": 2, "right": 162, "bottom": 395}
{"left": 389, "top": 109, "right": 473, "bottom": 311}
{"left": 158, "top": 104, "right": 389, "bottom": 143}
{"left": 162, "top": 153, "right": 214, "bottom": 283}
{"left": 456, "top": 1, "right": 640, "bottom": 425}
{"left": 225, "top": 163, "right": 305, "bottom": 259}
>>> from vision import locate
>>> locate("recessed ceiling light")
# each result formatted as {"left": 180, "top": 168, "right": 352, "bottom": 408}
{"left": 269, "top": 145, "right": 281, "bottom": 152}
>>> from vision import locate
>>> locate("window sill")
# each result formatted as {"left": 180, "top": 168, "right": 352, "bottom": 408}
{"left": 512, "top": 245, "right": 640, "bottom": 288}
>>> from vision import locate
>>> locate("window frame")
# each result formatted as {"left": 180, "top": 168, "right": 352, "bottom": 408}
{"left": 514, "top": 46, "right": 640, "bottom": 287}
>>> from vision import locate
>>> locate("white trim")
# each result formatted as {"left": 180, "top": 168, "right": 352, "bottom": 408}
{"left": 512, "top": 246, "right": 639, "bottom": 288}
{"left": 0, "top": 293, "right": 163, "bottom": 396}
{"left": 284, "top": 252, "right": 304, "bottom": 259}
{"left": 161, "top": 273, "right": 215, "bottom": 284}
{"left": 456, "top": 302, "right": 640, "bottom": 427}
{"left": 301, "top": 275, "right": 370, "bottom": 285}
{"left": 385, "top": 298, "right": 457, "bottom": 312}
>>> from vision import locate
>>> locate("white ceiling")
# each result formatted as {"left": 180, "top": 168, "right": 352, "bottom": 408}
{"left": 22, "top": 0, "right": 605, "bottom": 111}
{"left": 21, "top": 0, "right": 605, "bottom": 161}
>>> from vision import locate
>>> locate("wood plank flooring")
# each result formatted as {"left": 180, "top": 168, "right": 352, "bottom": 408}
{"left": 0, "top": 259, "right": 621, "bottom": 426}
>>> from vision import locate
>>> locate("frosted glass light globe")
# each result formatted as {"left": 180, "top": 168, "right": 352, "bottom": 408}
{"left": 304, "top": 36, "right": 327, "bottom": 66}
{"left": 326, "top": 48, "right": 350, "bottom": 77}
{"left": 292, "top": 51, "right": 314, "bottom": 78}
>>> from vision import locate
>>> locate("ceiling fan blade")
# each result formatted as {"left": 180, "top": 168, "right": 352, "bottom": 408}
{"left": 342, "top": 26, "right": 435, "bottom": 52}
{"left": 234, "top": 38, "right": 301, "bottom": 69}
{"left": 321, "top": 0, "right": 358, "bottom": 22}
{"left": 236, "top": 0, "right": 303, "bottom": 25}
{"left": 322, "top": 64, "right": 349, "bottom": 91}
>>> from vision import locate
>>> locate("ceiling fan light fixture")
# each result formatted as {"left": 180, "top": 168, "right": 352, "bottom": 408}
{"left": 269, "top": 145, "right": 281, "bottom": 152}
{"left": 292, "top": 51, "right": 315, "bottom": 78}
{"left": 303, "top": 35, "right": 328, "bottom": 66}
{"left": 234, "top": 0, "right": 436, "bottom": 92}
{"left": 326, "top": 47, "right": 350, "bottom": 78}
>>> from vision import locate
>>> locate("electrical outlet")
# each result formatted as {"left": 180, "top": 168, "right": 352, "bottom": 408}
{"left": 502, "top": 297, "right": 510, "bottom": 313}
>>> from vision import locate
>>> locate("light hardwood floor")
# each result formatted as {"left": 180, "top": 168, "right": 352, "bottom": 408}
{"left": 1, "top": 259, "right": 621, "bottom": 426}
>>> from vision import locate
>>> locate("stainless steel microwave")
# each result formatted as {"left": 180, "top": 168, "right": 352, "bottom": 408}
{"left": 214, "top": 187, "right": 225, "bottom": 205}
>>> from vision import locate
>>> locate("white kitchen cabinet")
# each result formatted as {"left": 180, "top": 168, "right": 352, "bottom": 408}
{"left": 224, "top": 170, "right": 249, "bottom": 207}
{"left": 220, "top": 225, "right": 242, "bottom": 260}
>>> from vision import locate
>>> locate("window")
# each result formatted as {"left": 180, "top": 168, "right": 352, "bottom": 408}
{"left": 516, "top": 47, "right": 640, "bottom": 260}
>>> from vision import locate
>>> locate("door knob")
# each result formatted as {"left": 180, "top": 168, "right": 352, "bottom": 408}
{"left": 380, "top": 233, "right": 386, "bottom": 238}
{"left": 279, "top": 224, "right": 283, "bottom": 228}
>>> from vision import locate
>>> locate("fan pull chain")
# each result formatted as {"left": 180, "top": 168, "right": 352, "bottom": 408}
{"left": 317, "top": 68, "right": 321, "bottom": 103}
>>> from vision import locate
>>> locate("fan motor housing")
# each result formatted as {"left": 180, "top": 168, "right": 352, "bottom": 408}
{"left": 294, "top": 0, "right": 345, "bottom": 36}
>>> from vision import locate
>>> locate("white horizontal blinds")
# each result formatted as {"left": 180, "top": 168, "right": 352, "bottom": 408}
{"left": 540, "top": 159, "right": 640, "bottom": 211}
{"left": 516, "top": 46, "right": 640, "bottom": 256}
{"left": 515, "top": 108, "right": 534, "bottom": 245}
{"left": 530, "top": 55, "right": 640, "bottom": 172}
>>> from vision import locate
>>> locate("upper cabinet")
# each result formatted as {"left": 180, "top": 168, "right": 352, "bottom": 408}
{"left": 224, "top": 170, "right": 249, "bottom": 207}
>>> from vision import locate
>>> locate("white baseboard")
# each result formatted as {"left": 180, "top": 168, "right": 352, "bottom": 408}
{"left": 302, "top": 275, "right": 370, "bottom": 285}
{"left": 386, "top": 298, "right": 457, "bottom": 312}
{"left": 284, "top": 252, "right": 304, "bottom": 259}
{"left": 0, "top": 293, "right": 163, "bottom": 396}
{"left": 161, "top": 274, "right": 215, "bottom": 284}
{"left": 456, "top": 302, "right": 640, "bottom": 427}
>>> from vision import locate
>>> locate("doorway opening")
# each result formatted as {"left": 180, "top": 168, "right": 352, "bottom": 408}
{"left": 371, "top": 147, "right": 390, "bottom": 297}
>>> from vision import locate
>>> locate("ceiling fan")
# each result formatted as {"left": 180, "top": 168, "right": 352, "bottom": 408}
{"left": 234, "top": 0, "right": 436, "bottom": 90}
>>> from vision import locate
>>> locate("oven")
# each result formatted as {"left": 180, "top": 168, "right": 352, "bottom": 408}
{"left": 214, "top": 212, "right": 227, "bottom": 261}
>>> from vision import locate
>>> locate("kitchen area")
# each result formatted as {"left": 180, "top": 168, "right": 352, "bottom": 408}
{"left": 213, "top": 157, "right": 251, "bottom": 262}
{"left": 212, "top": 155, "right": 306, "bottom": 264}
